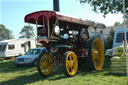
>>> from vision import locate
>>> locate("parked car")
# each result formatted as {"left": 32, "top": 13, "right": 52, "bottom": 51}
{"left": 14, "top": 48, "right": 44, "bottom": 66}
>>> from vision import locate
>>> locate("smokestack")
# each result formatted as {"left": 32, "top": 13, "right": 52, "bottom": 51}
{"left": 53, "top": 0, "right": 60, "bottom": 11}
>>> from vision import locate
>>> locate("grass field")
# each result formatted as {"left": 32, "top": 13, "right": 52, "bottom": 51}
{"left": 0, "top": 57, "right": 127, "bottom": 85}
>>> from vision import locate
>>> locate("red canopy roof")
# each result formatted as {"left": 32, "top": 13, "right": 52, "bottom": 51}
{"left": 24, "top": 10, "right": 105, "bottom": 28}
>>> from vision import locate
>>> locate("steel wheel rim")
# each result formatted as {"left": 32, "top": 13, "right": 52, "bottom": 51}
{"left": 92, "top": 38, "right": 104, "bottom": 70}
{"left": 66, "top": 52, "right": 78, "bottom": 76}
{"left": 40, "top": 53, "right": 53, "bottom": 76}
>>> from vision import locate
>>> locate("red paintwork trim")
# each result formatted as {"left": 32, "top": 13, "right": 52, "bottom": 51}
{"left": 38, "top": 39, "right": 49, "bottom": 50}
{"left": 25, "top": 11, "right": 57, "bottom": 24}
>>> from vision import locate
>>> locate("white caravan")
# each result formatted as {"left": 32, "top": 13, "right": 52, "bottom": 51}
{"left": 0, "top": 39, "right": 36, "bottom": 58}
{"left": 113, "top": 28, "right": 128, "bottom": 48}
{"left": 105, "top": 28, "right": 128, "bottom": 56}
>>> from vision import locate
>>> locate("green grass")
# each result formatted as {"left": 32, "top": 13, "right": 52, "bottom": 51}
{"left": 0, "top": 57, "right": 127, "bottom": 85}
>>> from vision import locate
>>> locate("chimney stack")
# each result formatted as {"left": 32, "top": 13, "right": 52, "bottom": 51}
{"left": 53, "top": 0, "right": 60, "bottom": 11}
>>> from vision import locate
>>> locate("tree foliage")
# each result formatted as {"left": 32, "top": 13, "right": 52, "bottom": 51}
{"left": 19, "top": 25, "right": 34, "bottom": 38}
{"left": 104, "top": 28, "right": 114, "bottom": 50}
{"left": 125, "top": 18, "right": 128, "bottom": 24}
{"left": 114, "top": 22, "right": 121, "bottom": 26}
{"left": 0, "top": 24, "right": 14, "bottom": 41}
{"left": 79, "top": 0, "right": 128, "bottom": 16}
{"left": 114, "top": 18, "right": 128, "bottom": 25}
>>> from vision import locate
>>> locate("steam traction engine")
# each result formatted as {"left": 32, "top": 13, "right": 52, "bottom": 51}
{"left": 24, "top": 11, "right": 105, "bottom": 77}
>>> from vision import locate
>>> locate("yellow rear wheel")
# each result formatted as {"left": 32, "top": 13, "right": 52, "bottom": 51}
{"left": 92, "top": 38, "right": 104, "bottom": 70}
{"left": 37, "top": 53, "right": 53, "bottom": 76}
{"left": 87, "top": 38, "right": 104, "bottom": 71}
{"left": 64, "top": 51, "right": 78, "bottom": 76}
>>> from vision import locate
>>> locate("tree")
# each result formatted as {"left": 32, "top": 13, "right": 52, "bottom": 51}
{"left": 126, "top": 18, "right": 128, "bottom": 24}
{"left": 104, "top": 28, "right": 114, "bottom": 50}
{"left": 121, "top": 18, "right": 128, "bottom": 24}
{"left": 79, "top": 0, "right": 128, "bottom": 17}
{"left": 0, "top": 24, "right": 14, "bottom": 41}
{"left": 19, "top": 25, "right": 34, "bottom": 38}
{"left": 114, "top": 22, "right": 121, "bottom": 26}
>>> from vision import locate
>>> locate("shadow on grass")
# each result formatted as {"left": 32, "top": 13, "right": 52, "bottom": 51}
{"left": 0, "top": 67, "right": 68, "bottom": 85}
{"left": 0, "top": 60, "right": 68, "bottom": 83}
{"left": 77, "top": 66, "right": 100, "bottom": 76}
{"left": 48, "top": 67, "right": 68, "bottom": 81}
{"left": 104, "top": 72, "right": 126, "bottom": 76}
{"left": 104, "top": 56, "right": 112, "bottom": 68}
{"left": 0, "top": 72, "right": 44, "bottom": 85}
{"left": 76, "top": 55, "right": 113, "bottom": 77}
{"left": 0, "top": 60, "right": 34, "bottom": 73}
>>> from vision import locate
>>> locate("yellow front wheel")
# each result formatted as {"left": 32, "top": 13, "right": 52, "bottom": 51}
{"left": 37, "top": 52, "right": 53, "bottom": 76}
{"left": 63, "top": 51, "right": 78, "bottom": 77}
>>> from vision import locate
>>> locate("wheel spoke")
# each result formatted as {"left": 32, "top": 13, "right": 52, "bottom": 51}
{"left": 92, "top": 50, "right": 97, "bottom": 61}
{"left": 92, "top": 53, "right": 96, "bottom": 61}
{"left": 66, "top": 60, "right": 72, "bottom": 68}
{"left": 44, "top": 68, "right": 47, "bottom": 72}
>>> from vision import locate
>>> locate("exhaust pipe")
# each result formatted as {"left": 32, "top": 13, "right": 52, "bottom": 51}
{"left": 53, "top": 0, "right": 60, "bottom": 11}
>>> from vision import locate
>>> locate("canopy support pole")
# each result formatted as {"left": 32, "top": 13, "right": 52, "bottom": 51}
{"left": 51, "top": 20, "right": 58, "bottom": 36}
{"left": 28, "top": 23, "right": 37, "bottom": 47}
{"left": 123, "top": 0, "right": 128, "bottom": 84}
{"left": 95, "top": 28, "right": 96, "bottom": 37}
{"left": 35, "top": 21, "right": 38, "bottom": 39}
